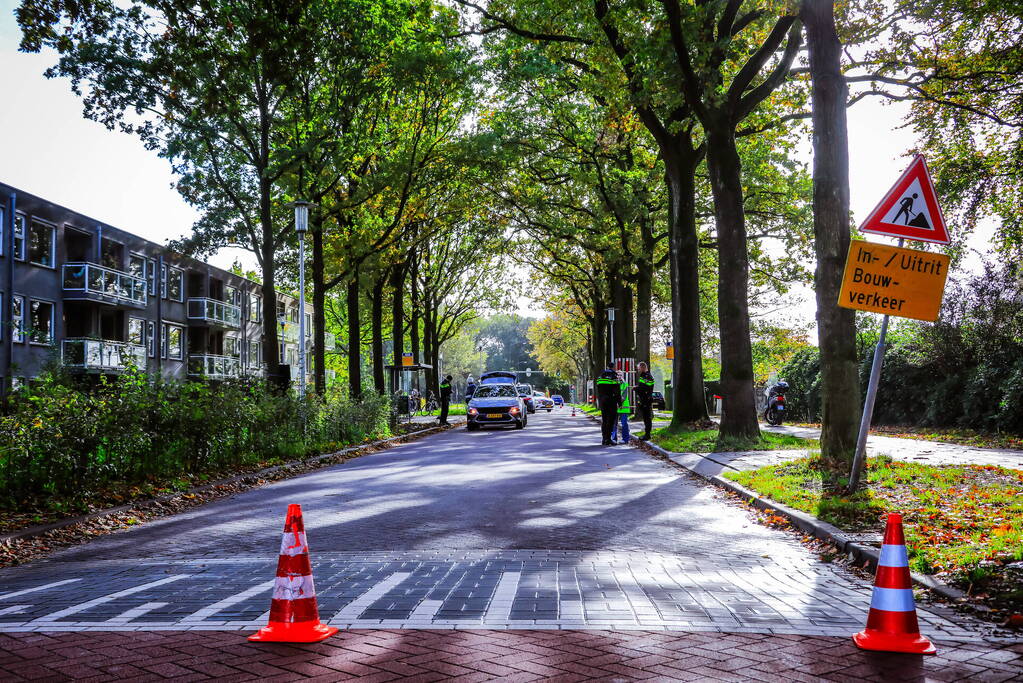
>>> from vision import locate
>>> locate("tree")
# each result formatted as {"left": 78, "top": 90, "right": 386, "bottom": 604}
{"left": 800, "top": 0, "right": 861, "bottom": 472}
{"left": 18, "top": 0, "right": 341, "bottom": 381}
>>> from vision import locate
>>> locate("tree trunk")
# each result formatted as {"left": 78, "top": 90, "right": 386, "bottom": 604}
{"left": 664, "top": 149, "right": 709, "bottom": 425}
{"left": 259, "top": 176, "right": 282, "bottom": 386}
{"left": 802, "top": 0, "right": 860, "bottom": 472}
{"left": 422, "top": 299, "right": 435, "bottom": 396}
{"left": 347, "top": 269, "right": 361, "bottom": 399}
{"left": 705, "top": 127, "right": 759, "bottom": 439}
{"left": 635, "top": 258, "right": 652, "bottom": 367}
{"left": 371, "top": 273, "right": 386, "bottom": 395}
{"left": 311, "top": 216, "right": 326, "bottom": 395}
{"left": 390, "top": 264, "right": 405, "bottom": 394}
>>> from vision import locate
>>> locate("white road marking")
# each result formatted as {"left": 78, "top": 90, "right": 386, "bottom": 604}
{"left": 179, "top": 579, "right": 275, "bottom": 624}
{"left": 0, "top": 605, "right": 30, "bottom": 617}
{"left": 492, "top": 571, "right": 521, "bottom": 621}
{"left": 328, "top": 572, "right": 411, "bottom": 624}
{"left": 31, "top": 575, "right": 189, "bottom": 623}
{"left": 0, "top": 579, "right": 81, "bottom": 601}
{"left": 407, "top": 599, "right": 444, "bottom": 621}
{"left": 103, "top": 601, "right": 169, "bottom": 624}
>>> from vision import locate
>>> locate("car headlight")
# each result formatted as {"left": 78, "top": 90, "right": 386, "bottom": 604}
{"left": 509, "top": 406, "right": 520, "bottom": 415}
{"left": 468, "top": 407, "right": 478, "bottom": 416}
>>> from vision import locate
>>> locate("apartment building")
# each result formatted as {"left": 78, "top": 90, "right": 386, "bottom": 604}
{"left": 0, "top": 182, "right": 334, "bottom": 395}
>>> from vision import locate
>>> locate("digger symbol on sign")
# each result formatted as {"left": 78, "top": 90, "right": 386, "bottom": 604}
{"left": 893, "top": 193, "right": 926, "bottom": 229}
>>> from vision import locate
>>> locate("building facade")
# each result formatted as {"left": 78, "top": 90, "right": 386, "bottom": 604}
{"left": 0, "top": 182, "right": 333, "bottom": 394}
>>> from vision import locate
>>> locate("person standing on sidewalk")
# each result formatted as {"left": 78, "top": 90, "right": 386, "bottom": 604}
{"left": 611, "top": 370, "right": 631, "bottom": 444}
{"left": 635, "top": 361, "right": 655, "bottom": 440}
{"left": 438, "top": 374, "right": 453, "bottom": 425}
{"left": 595, "top": 367, "right": 621, "bottom": 446}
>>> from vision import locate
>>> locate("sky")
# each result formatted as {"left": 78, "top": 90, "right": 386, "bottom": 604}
{"left": 0, "top": 3, "right": 994, "bottom": 331}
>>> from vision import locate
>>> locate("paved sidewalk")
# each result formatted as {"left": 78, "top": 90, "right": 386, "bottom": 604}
{"left": 2, "top": 629, "right": 1021, "bottom": 681}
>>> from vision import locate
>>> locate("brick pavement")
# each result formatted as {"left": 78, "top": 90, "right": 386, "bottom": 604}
{"left": 1, "top": 629, "right": 1021, "bottom": 681}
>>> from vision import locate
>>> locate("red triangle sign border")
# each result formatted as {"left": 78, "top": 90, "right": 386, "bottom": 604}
{"left": 859, "top": 154, "right": 950, "bottom": 245}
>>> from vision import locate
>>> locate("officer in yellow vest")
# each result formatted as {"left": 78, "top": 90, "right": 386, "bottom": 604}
{"left": 595, "top": 367, "right": 622, "bottom": 446}
{"left": 610, "top": 371, "right": 631, "bottom": 444}
{"left": 635, "top": 361, "right": 655, "bottom": 440}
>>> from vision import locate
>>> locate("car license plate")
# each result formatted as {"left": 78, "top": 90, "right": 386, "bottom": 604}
{"left": 777, "top": 405, "right": 784, "bottom": 410}
{"left": 487, "top": 413, "right": 502, "bottom": 418}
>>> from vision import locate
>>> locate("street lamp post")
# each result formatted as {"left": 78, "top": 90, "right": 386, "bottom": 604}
{"left": 606, "top": 307, "right": 617, "bottom": 368}
{"left": 289, "top": 201, "right": 314, "bottom": 396}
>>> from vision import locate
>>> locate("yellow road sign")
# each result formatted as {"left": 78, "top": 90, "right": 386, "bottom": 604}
{"left": 838, "top": 240, "right": 950, "bottom": 321}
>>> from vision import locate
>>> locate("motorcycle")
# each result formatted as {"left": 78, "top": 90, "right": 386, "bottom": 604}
{"left": 764, "top": 381, "right": 789, "bottom": 426}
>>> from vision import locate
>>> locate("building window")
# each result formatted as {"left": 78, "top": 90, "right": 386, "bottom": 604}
{"left": 276, "top": 301, "right": 286, "bottom": 322}
{"left": 248, "top": 341, "right": 261, "bottom": 366}
{"left": 288, "top": 305, "right": 298, "bottom": 323}
{"left": 161, "top": 264, "right": 167, "bottom": 298}
{"left": 28, "top": 299, "right": 54, "bottom": 344}
{"left": 128, "top": 253, "right": 146, "bottom": 279}
{"left": 225, "top": 335, "right": 239, "bottom": 357}
{"left": 13, "top": 214, "right": 26, "bottom": 261}
{"left": 11, "top": 295, "right": 24, "bottom": 343}
{"left": 249, "top": 293, "right": 262, "bottom": 322}
{"left": 304, "top": 312, "right": 312, "bottom": 336}
{"left": 27, "top": 220, "right": 55, "bottom": 268}
{"left": 166, "top": 267, "right": 183, "bottom": 301}
{"left": 147, "top": 258, "right": 157, "bottom": 295}
{"left": 147, "top": 321, "right": 156, "bottom": 357}
{"left": 162, "top": 322, "right": 183, "bottom": 360}
{"left": 224, "top": 284, "right": 238, "bottom": 306}
{"left": 0, "top": 206, "right": 3, "bottom": 256}
{"left": 128, "top": 317, "right": 145, "bottom": 346}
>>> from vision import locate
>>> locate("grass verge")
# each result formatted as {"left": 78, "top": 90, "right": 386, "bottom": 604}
{"left": 725, "top": 454, "right": 1023, "bottom": 616}
{"left": 651, "top": 425, "right": 815, "bottom": 453}
{"left": 421, "top": 403, "right": 468, "bottom": 417}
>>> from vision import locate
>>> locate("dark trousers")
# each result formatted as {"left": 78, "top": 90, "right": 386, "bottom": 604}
{"left": 439, "top": 399, "right": 450, "bottom": 424}
{"left": 636, "top": 402, "right": 653, "bottom": 436}
{"left": 600, "top": 406, "right": 618, "bottom": 443}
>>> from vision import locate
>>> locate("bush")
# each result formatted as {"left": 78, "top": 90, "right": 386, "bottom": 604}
{"left": 0, "top": 370, "right": 390, "bottom": 507}
{"left": 779, "top": 259, "right": 1023, "bottom": 434}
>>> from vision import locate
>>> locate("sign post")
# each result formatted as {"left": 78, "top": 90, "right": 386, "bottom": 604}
{"left": 842, "top": 156, "right": 950, "bottom": 493}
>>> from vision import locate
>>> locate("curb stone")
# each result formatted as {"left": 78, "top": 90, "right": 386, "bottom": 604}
{"left": 635, "top": 436, "right": 966, "bottom": 602}
{"left": 0, "top": 418, "right": 464, "bottom": 544}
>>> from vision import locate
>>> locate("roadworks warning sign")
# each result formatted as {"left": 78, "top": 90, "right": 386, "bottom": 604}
{"left": 838, "top": 240, "right": 950, "bottom": 321}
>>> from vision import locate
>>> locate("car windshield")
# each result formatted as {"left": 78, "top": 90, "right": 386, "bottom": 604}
{"left": 473, "top": 385, "right": 517, "bottom": 398}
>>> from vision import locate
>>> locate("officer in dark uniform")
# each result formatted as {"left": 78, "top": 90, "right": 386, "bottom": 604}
{"left": 635, "top": 361, "right": 655, "bottom": 440}
{"left": 595, "top": 366, "right": 622, "bottom": 446}
{"left": 439, "top": 374, "right": 453, "bottom": 425}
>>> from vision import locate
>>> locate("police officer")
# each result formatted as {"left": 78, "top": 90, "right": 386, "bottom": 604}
{"left": 594, "top": 366, "right": 621, "bottom": 446}
{"left": 611, "top": 370, "right": 631, "bottom": 444}
{"left": 465, "top": 375, "right": 478, "bottom": 401}
{"left": 439, "top": 374, "right": 453, "bottom": 425}
{"left": 635, "top": 361, "right": 655, "bottom": 440}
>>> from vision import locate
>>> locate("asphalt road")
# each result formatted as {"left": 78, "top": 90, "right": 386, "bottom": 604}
{"left": 0, "top": 408, "right": 986, "bottom": 638}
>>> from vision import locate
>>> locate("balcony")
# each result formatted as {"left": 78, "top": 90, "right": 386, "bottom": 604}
{"left": 62, "top": 338, "right": 146, "bottom": 373}
{"left": 62, "top": 263, "right": 147, "bottom": 308}
{"left": 187, "top": 354, "right": 242, "bottom": 380}
{"left": 187, "top": 298, "right": 241, "bottom": 329}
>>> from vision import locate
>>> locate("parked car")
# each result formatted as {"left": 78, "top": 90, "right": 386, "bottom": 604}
{"left": 467, "top": 383, "right": 527, "bottom": 430}
{"left": 533, "top": 392, "right": 554, "bottom": 411}
{"left": 480, "top": 370, "right": 517, "bottom": 385}
{"left": 650, "top": 391, "right": 666, "bottom": 410}
{"left": 551, "top": 395, "right": 564, "bottom": 406}
{"left": 516, "top": 384, "right": 536, "bottom": 413}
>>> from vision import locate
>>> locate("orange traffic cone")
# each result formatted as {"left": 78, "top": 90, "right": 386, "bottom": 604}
{"left": 853, "top": 513, "right": 936, "bottom": 654}
{"left": 249, "top": 504, "right": 338, "bottom": 643}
